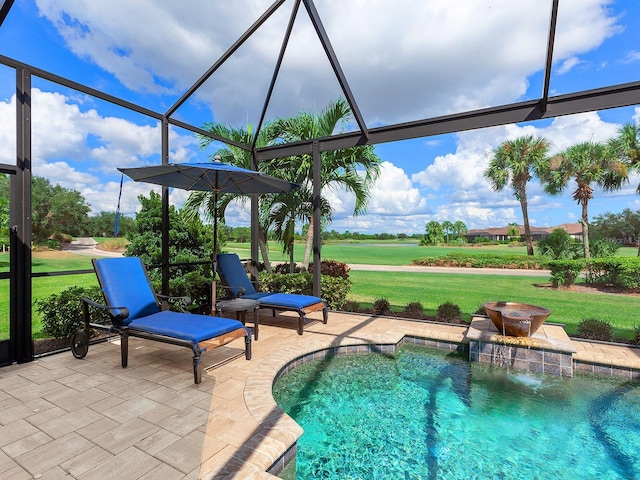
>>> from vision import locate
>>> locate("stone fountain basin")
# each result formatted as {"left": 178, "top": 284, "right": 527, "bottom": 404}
{"left": 483, "top": 301, "right": 551, "bottom": 337}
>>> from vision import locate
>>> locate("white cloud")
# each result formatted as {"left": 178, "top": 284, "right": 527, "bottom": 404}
{"left": 621, "top": 50, "right": 640, "bottom": 64}
{"left": 0, "top": 88, "right": 201, "bottom": 215}
{"left": 33, "top": 0, "right": 623, "bottom": 126}
{"left": 537, "top": 112, "right": 620, "bottom": 152}
{"left": 3, "top": 1, "right": 634, "bottom": 236}
{"left": 557, "top": 56, "right": 582, "bottom": 74}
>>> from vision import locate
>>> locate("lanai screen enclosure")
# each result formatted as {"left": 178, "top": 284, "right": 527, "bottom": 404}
{"left": 0, "top": 0, "right": 638, "bottom": 365}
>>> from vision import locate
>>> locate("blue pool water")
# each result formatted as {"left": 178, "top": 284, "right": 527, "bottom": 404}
{"left": 272, "top": 345, "right": 640, "bottom": 479}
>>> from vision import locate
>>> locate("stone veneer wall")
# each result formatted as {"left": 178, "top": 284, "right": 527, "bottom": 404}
{"left": 469, "top": 340, "right": 574, "bottom": 377}
{"left": 573, "top": 360, "right": 640, "bottom": 380}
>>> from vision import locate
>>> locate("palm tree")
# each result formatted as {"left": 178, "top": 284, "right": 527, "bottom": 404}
{"left": 183, "top": 122, "right": 276, "bottom": 271}
{"left": 610, "top": 122, "right": 640, "bottom": 191}
{"left": 609, "top": 122, "right": 640, "bottom": 255}
{"left": 264, "top": 186, "right": 332, "bottom": 272}
{"left": 267, "top": 99, "right": 381, "bottom": 269}
{"left": 452, "top": 220, "right": 467, "bottom": 240}
{"left": 442, "top": 220, "right": 453, "bottom": 244}
{"left": 484, "top": 135, "right": 551, "bottom": 255}
{"left": 542, "top": 141, "right": 629, "bottom": 259}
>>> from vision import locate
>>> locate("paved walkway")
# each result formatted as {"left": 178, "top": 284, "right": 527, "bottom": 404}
{"left": 349, "top": 263, "right": 551, "bottom": 276}
{"left": 61, "top": 238, "right": 123, "bottom": 258}
{"left": 1, "top": 311, "right": 639, "bottom": 479}
{"left": 61, "top": 239, "right": 552, "bottom": 276}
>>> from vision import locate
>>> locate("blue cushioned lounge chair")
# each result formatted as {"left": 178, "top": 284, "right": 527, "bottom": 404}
{"left": 73, "top": 257, "right": 251, "bottom": 384}
{"left": 216, "top": 253, "right": 328, "bottom": 336}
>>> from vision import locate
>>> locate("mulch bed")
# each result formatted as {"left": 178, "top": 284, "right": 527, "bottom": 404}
{"left": 34, "top": 331, "right": 110, "bottom": 355}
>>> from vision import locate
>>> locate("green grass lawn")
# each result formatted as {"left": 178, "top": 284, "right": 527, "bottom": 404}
{"left": 2, "top": 243, "right": 639, "bottom": 341}
{"left": 347, "top": 270, "right": 640, "bottom": 340}
{"left": 224, "top": 241, "right": 639, "bottom": 266}
{"left": 1, "top": 252, "right": 103, "bottom": 339}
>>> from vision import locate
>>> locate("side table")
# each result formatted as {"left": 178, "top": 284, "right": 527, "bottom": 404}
{"left": 215, "top": 298, "right": 261, "bottom": 340}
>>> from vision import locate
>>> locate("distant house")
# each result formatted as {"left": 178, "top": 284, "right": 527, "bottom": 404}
{"left": 464, "top": 224, "right": 583, "bottom": 243}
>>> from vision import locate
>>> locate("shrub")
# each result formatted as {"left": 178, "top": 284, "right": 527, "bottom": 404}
{"left": 538, "top": 228, "right": 582, "bottom": 260}
{"left": 474, "top": 304, "right": 487, "bottom": 315}
{"left": 437, "top": 301, "right": 461, "bottom": 323}
{"left": 321, "top": 276, "right": 351, "bottom": 310}
{"left": 577, "top": 318, "right": 613, "bottom": 342}
{"left": 548, "top": 259, "right": 585, "bottom": 287}
{"left": 403, "top": 301, "right": 424, "bottom": 318}
{"left": 584, "top": 257, "right": 640, "bottom": 290}
{"left": 258, "top": 271, "right": 351, "bottom": 310}
{"left": 35, "top": 286, "right": 109, "bottom": 339}
{"left": 165, "top": 270, "right": 211, "bottom": 313}
{"left": 412, "top": 253, "right": 550, "bottom": 270}
{"left": 309, "top": 260, "right": 350, "bottom": 279}
{"left": 273, "top": 263, "right": 303, "bottom": 274}
{"left": 342, "top": 300, "right": 361, "bottom": 312}
{"left": 49, "top": 232, "right": 73, "bottom": 243}
{"left": 373, "top": 297, "right": 392, "bottom": 315}
{"left": 473, "top": 237, "right": 491, "bottom": 244}
{"left": 589, "top": 238, "right": 620, "bottom": 258}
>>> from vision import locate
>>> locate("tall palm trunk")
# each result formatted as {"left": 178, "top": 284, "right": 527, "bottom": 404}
{"left": 258, "top": 226, "right": 272, "bottom": 273}
{"left": 581, "top": 202, "right": 590, "bottom": 259}
{"left": 302, "top": 216, "right": 314, "bottom": 270}
{"left": 518, "top": 188, "right": 534, "bottom": 256}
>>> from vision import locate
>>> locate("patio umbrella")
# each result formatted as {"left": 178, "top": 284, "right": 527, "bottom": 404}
{"left": 118, "top": 161, "right": 299, "bottom": 308}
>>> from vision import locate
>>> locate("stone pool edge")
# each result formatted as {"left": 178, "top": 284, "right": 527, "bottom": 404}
{"left": 240, "top": 316, "right": 640, "bottom": 478}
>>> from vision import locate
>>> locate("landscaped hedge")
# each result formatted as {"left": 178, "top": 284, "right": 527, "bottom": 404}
{"left": 412, "top": 252, "right": 550, "bottom": 269}
{"left": 584, "top": 257, "right": 640, "bottom": 290}
{"left": 548, "top": 259, "right": 586, "bottom": 287}
{"left": 258, "top": 272, "right": 351, "bottom": 310}
{"left": 547, "top": 257, "right": 640, "bottom": 290}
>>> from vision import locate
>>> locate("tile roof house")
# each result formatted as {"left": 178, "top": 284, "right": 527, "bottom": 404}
{"left": 465, "top": 223, "right": 583, "bottom": 243}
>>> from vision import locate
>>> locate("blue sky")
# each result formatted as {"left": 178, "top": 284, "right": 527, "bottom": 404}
{"left": 0, "top": 0, "right": 639, "bottom": 234}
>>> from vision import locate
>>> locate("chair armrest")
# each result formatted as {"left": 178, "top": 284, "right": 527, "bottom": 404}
{"left": 156, "top": 294, "right": 192, "bottom": 312}
{"left": 82, "top": 297, "right": 130, "bottom": 325}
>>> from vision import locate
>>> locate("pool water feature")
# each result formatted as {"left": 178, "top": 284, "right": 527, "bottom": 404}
{"left": 273, "top": 345, "right": 640, "bottom": 479}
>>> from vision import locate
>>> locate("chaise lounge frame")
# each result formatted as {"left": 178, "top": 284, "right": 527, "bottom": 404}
{"left": 216, "top": 253, "right": 328, "bottom": 336}
{"left": 73, "top": 257, "right": 251, "bottom": 384}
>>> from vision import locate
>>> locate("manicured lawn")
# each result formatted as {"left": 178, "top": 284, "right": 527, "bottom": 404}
{"left": 347, "top": 270, "right": 640, "bottom": 341}
{"left": 2, "top": 244, "right": 639, "bottom": 341}
{"left": 224, "top": 242, "right": 638, "bottom": 265}
{"left": 1, "top": 252, "right": 103, "bottom": 339}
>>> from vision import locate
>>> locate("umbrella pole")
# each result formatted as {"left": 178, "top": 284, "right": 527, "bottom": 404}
{"left": 211, "top": 265, "right": 217, "bottom": 315}
{"left": 211, "top": 191, "right": 218, "bottom": 314}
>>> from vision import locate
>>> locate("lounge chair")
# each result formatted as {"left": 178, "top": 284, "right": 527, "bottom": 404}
{"left": 73, "top": 257, "right": 251, "bottom": 384}
{"left": 216, "top": 253, "right": 328, "bottom": 336}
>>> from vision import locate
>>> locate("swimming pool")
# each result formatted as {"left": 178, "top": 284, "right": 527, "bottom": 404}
{"left": 273, "top": 344, "right": 640, "bottom": 479}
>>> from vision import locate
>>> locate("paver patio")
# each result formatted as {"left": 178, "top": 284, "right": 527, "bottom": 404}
{"left": 1, "top": 310, "right": 639, "bottom": 479}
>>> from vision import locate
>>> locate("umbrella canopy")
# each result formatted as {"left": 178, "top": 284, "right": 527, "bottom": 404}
{"left": 118, "top": 161, "right": 300, "bottom": 310}
{"left": 118, "top": 161, "right": 298, "bottom": 195}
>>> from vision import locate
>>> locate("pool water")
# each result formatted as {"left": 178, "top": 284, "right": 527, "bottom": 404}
{"left": 272, "top": 344, "right": 640, "bottom": 479}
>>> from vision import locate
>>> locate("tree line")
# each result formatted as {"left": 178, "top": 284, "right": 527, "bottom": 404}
{"left": 421, "top": 220, "right": 468, "bottom": 245}
{"left": 484, "top": 122, "right": 640, "bottom": 258}
{"left": 0, "top": 174, "right": 136, "bottom": 243}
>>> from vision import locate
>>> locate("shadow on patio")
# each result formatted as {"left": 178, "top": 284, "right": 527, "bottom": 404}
{"left": 1, "top": 309, "right": 639, "bottom": 479}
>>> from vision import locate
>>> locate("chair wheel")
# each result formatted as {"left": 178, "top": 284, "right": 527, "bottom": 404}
{"left": 71, "top": 331, "right": 89, "bottom": 359}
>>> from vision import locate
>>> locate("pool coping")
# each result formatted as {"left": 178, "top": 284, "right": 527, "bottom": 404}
{"left": 235, "top": 315, "right": 640, "bottom": 478}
